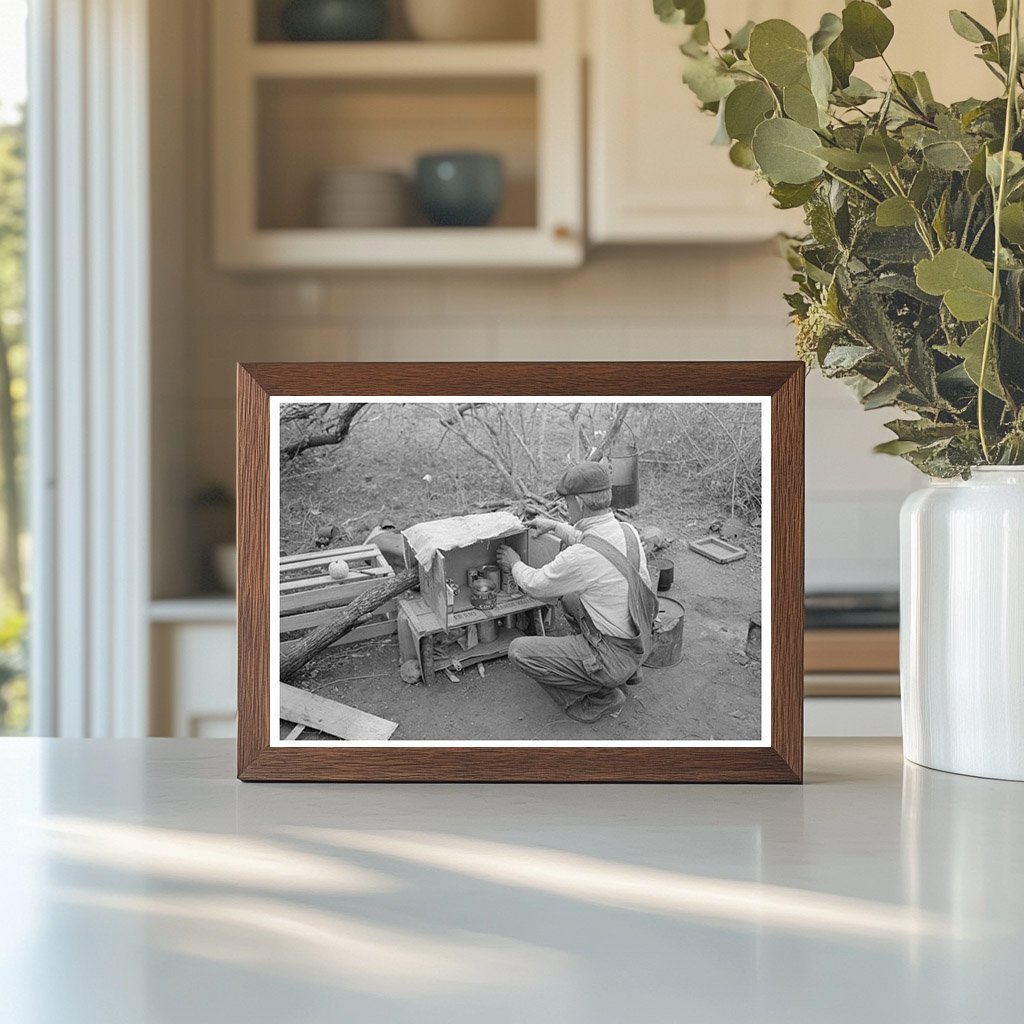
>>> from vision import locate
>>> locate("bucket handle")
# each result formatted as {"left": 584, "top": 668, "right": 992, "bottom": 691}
{"left": 609, "top": 417, "right": 637, "bottom": 454}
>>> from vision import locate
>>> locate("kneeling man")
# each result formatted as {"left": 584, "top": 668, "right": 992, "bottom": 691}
{"left": 497, "top": 463, "right": 657, "bottom": 723}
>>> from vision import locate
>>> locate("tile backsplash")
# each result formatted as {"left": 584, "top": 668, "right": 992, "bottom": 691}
{"left": 156, "top": 0, "right": 915, "bottom": 597}
{"left": 180, "top": 246, "right": 916, "bottom": 593}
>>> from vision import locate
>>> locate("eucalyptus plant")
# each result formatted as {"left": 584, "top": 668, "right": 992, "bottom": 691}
{"left": 657, "top": 0, "right": 1024, "bottom": 475}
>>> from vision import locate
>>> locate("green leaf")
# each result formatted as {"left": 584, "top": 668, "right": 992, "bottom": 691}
{"left": 932, "top": 190, "right": 950, "bottom": 246}
{"left": 884, "top": 418, "right": 963, "bottom": 443}
{"left": 842, "top": 1, "right": 895, "bottom": 59}
{"left": 751, "top": 118, "right": 828, "bottom": 184}
{"left": 948, "top": 10, "right": 994, "bottom": 44}
{"left": 986, "top": 150, "right": 1024, "bottom": 191}
{"left": 939, "top": 326, "right": 1006, "bottom": 398}
{"left": 748, "top": 20, "right": 809, "bottom": 86}
{"left": 875, "top": 439, "right": 922, "bottom": 455}
{"left": 808, "top": 51, "right": 833, "bottom": 109}
{"left": 876, "top": 197, "right": 918, "bottom": 228}
{"left": 993, "top": 0, "right": 1008, "bottom": 24}
{"left": 814, "top": 146, "right": 872, "bottom": 170}
{"left": 771, "top": 180, "right": 820, "bottom": 209}
{"left": 729, "top": 140, "right": 757, "bottom": 169}
{"left": 691, "top": 19, "right": 710, "bottom": 45}
{"left": 682, "top": 57, "right": 736, "bottom": 104}
{"left": 967, "top": 144, "right": 991, "bottom": 193}
{"left": 923, "top": 140, "right": 972, "bottom": 171}
{"left": 724, "top": 20, "right": 755, "bottom": 53}
{"left": 653, "top": 0, "right": 705, "bottom": 26}
{"left": 784, "top": 80, "right": 824, "bottom": 129}
{"left": 915, "top": 249, "right": 994, "bottom": 321}
{"left": 827, "top": 36, "right": 855, "bottom": 88}
{"left": 913, "top": 71, "right": 935, "bottom": 104}
{"left": 909, "top": 164, "right": 933, "bottom": 205}
{"left": 1000, "top": 203, "right": 1024, "bottom": 245}
{"left": 723, "top": 81, "right": 775, "bottom": 144}
{"left": 862, "top": 374, "right": 903, "bottom": 409}
{"left": 810, "top": 12, "right": 843, "bottom": 54}
{"left": 860, "top": 133, "right": 904, "bottom": 173}
{"left": 837, "top": 76, "right": 879, "bottom": 104}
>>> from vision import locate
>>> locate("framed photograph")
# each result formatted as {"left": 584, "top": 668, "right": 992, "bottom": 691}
{"left": 237, "top": 362, "right": 804, "bottom": 782}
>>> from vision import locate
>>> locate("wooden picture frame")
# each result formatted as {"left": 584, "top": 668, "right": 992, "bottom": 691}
{"left": 237, "top": 362, "right": 804, "bottom": 782}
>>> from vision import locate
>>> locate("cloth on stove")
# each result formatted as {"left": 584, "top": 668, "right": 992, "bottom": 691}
{"left": 402, "top": 511, "right": 525, "bottom": 568}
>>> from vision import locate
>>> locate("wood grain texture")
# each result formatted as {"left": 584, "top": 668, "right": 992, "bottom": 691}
{"left": 237, "top": 361, "right": 805, "bottom": 783}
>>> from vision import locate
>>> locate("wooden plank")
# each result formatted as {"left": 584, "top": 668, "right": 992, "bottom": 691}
{"left": 280, "top": 544, "right": 380, "bottom": 566}
{"left": 283, "top": 722, "right": 304, "bottom": 741}
{"left": 279, "top": 683, "right": 398, "bottom": 741}
{"left": 280, "top": 575, "right": 394, "bottom": 612}
{"left": 280, "top": 559, "right": 383, "bottom": 582}
{"left": 279, "top": 617, "right": 397, "bottom": 655}
{"left": 804, "top": 629, "right": 899, "bottom": 674}
{"left": 281, "top": 604, "right": 396, "bottom": 634}
{"left": 280, "top": 566, "right": 391, "bottom": 593}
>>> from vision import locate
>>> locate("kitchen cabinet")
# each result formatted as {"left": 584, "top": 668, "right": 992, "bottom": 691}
{"left": 587, "top": 0, "right": 812, "bottom": 243}
{"left": 211, "top": 0, "right": 583, "bottom": 269}
{"left": 150, "top": 601, "right": 237, "bottom": 738}
{"left": 586, "top": 0, "right": 998, "bottom": 244}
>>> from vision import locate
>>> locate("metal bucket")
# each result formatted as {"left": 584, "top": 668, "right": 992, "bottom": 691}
{"left": 643, "top": 596, "right": 685, "bottom": 669}
{"left": 651, "top": 557, "right": 674, "bottom": 592}
{"left": 608, "top": 423, "right": 640, "bottom": 508}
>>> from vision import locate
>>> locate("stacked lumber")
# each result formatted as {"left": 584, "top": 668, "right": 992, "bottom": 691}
{"left": 280, "top": 543, "right": 398, "bottom": 655}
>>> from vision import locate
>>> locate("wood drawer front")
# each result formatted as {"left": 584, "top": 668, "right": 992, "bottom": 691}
{"left": 805, "top": 629, "right": 899, "bottom": 675}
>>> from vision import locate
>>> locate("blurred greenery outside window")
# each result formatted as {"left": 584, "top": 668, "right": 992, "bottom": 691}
{"left": 0, "top": 0, "right": 28, "bottom": 734}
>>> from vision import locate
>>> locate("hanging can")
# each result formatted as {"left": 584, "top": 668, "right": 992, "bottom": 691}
{"left": 609, "top": 423, "right": 640, "bottom": 508}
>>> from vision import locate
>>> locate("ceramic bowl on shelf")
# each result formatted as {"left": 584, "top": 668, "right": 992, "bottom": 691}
{"left": 403, "top": 0, "right": 535, "bottom": 42}
{"left": 280, "top": 0, "right": 389, "bottom": 42}
{"left": 415, "top": 152, "right": 504, "bottom": 227}
{"left": 315, "top": 167, "right": 408, "bottom": 229}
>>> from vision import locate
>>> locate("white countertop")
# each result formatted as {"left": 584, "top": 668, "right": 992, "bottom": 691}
{"left": 1, "top": 738, "right": 1020, "bottom": 1023}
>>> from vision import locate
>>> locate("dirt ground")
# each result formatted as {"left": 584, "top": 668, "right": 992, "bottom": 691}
{"left": 280, "top": 403, "right": 763, "bottom": 741}
{"left": 286, "top": 538, "right": 762, "bottom": 742}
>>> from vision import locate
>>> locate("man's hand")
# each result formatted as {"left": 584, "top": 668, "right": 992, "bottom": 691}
{"left": 496, "top": 544, "right": 521, "bottom": 571}
{"left": 528, "top": 517, "right": 560, "bottom": 537}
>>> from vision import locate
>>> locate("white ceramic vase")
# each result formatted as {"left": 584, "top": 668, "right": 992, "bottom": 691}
{"left": 900, "top": 467, "right": 1024, "bottom": 780}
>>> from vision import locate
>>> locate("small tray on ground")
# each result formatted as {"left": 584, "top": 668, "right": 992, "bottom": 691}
{"left": 687, "top": 535, "right": 747, "bottom": 564}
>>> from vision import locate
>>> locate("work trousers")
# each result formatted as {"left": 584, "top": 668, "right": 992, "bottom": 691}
{"left": 507, "top": 593, "right": 644, "bottom": 710}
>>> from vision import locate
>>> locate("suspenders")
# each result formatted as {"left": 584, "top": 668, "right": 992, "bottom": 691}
{"left": 580, "top": 524, "right": 659, "bottom": 650}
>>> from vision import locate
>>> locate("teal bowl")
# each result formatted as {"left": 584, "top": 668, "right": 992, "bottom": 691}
{"left": 281, "top": 0, "right": 388, "bottom": 42}
{"left": 415, "top": 152, "right": 505, "bottom": 228}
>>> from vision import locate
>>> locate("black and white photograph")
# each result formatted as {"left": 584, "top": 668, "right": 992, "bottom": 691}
{"left": 271, "top": 397, "right": 770, "bottom": 745}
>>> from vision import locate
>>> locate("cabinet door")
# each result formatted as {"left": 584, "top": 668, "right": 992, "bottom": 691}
{"left": 587, "top": 0, "right": 811, "bottom": 243}
{"left": 589, "top": 0, "right": 1002, "bottom": 244}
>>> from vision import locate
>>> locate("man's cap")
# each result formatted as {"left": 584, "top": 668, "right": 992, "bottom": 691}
{"left": 556, "top": 462, "right": 612, "bottom": 496}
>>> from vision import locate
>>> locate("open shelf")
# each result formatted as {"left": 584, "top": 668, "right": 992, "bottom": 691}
{"left": 254, "top": 0, "right": 539, "bottom": 45}
{"left": 213, "top": 0, "right": 582, "bottom": 268}
{"left": 257, "top": 76, "right": 537, "bottom": 232}
{"left": 249, "top": 41, "right": 544, "bottom": 77}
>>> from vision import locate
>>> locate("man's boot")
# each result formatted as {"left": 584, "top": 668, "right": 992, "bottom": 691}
{"left": 566, "top": 687, "right": 627, "bottom": 723}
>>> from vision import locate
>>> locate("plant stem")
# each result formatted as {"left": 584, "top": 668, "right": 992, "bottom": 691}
{"left": 979, "top": 0, "right": 1021, "bottom": 462}
{"left": 884, "top": 171, "right": 938, "bottom": 255}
